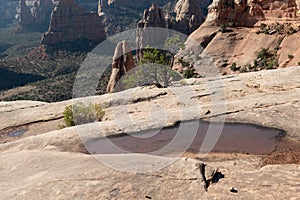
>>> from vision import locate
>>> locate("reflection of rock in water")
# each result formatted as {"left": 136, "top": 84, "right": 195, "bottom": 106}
{"left": 85, "top": 120, "right": 283, "bottom": 156}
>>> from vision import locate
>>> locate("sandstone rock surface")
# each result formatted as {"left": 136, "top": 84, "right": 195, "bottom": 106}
{"left": 175, "top": 0, "right": 300, "bottom": 74}
{"left": 0, "top": 67, "right": 300, "bottom": 199}
{"left": 41, "top": 0, "right": 106, "bottom": 47}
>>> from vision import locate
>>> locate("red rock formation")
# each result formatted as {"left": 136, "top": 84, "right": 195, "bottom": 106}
{"left": 107, "top": 41, "right": 135, "bottom": 93}
{"left": 174, "top": 0, "right": 205, "bottom": 34}
{"left": 137, "top": 4, "right": 167, "bottom": 28}
{"left": 136, "top": 4, "right": 168, "bottom": 61}
{"left": 17, "top": 0, "right": 54, "bottom": 30}
{"left": 41, "top": 0, "right": 106, "bottom": 47}
{"left": 174, "top": 0, "right": 300, "bottom": 75}
{"left": 205, "top": 0, "right": 300, "bottom": 27}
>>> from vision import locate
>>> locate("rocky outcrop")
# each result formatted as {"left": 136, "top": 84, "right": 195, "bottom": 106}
{"left": 174, "top": 0, "right": 300, "bottom": 75}
{"left": 137, "top": 4, "right": 167, "bottom": 29}
{"left": 205, "top": 0, "right": 300, "bottom": 27}
{"left": 173, "top": 0, "right": 205, "bottom": 34}
{"left": 106, "top": 41, "right": 135, "bottom": 93}
{"left": 17, "top": 0, "right": 54, "bottom": 30}
{"left": 136, "top": 4, "right": 168, "bottom": 61}
{"left": 41, "top": 0, "right": 106, "bottom": 48}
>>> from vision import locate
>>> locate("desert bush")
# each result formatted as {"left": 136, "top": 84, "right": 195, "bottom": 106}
{"left": 59, "top": 103, "right": 105, "bottom": 128}
{"left": 239, "top": 66, "right": 247, "bottom": 73}
{"left": 183, "top": 68, "right": 195, "bottom": 79}
{"left": 287, "top": 27, "right": 297, "bottom": 35}
{"left": 288, "top": 54, "right": 294, "bottom": 59}
{"left": 121, "top": 63, "right": 182, "bottom": 89}
{"left": 220, "top": 24, "right": 227, "bottom": 33}
{"left": 230, "top": 62, "right": 237, "bottom": 71}
{"left": 254, "top": 48, "right": 278, "bottom": 70}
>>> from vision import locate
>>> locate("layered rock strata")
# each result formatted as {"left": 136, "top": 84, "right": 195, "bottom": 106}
{"left": 41, "top": 0, "right": 106, "bottom": 47}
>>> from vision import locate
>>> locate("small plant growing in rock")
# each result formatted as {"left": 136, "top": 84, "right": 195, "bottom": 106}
{"left": 239, "top": 66, "right": 247, "bottom": 73}
{"left": 58, "top": 103, "right": 105, "bottom": 129}
{"left": 176, "top": 57, "right": 190, "bottom": 68}
{"left": 220, "top": 24, "right": 228, "bottom": 33}
{"left": 183, "top": 68, "right": 195, "bottom": 79}
{"left": 298, "top": 62, "right": 300, "bottom": 66}
{"left": 288, "top": 54, "right": 294, "bottom": 59}
{"left": 230, "top": 62, "right": 237, "bottom": 71}
{"left": 227, "top": 22, "right": 234, "bottom": 27}
{"left": 220, "top": 22, "right": 234, "bottom": 33}
{"left": 287, "top": 27, "right": 297, "bottom": 35}
{"left": 254, "top": 48, "right": 278, "bottom": 70}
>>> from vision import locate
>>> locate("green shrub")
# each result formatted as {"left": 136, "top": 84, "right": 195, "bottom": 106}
{"left": 220, "top": 24, "right": 227, "bottom": 33}
{"left": 288, "top": 54, "right": 294, "bottom": 59}
{"left": 227, "top": 22, "right": 234, "bottom": 27}
{"left": 287, "top": 27, "right": 297, "bottom": 35}
{"left": 255, "top": 48, "right": 278, "bottom": 70}
{"left": 230, "top": 62, "right": 237, "bottom": 71}
{"left": 59, "top": 103, "right": 105, "bottom": 128}
{"left": 176, "top": 57, "right": 190, "bottom": 68}
{"left": 183, "top": 68, "right": 195, "bottom": 79}
{"left": 240, "top": 66, "right": 247, "bottom": 73}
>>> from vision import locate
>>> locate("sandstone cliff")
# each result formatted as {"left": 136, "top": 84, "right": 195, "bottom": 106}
{"left": 106, "top": 41, "right": 135, "bottom": 93}
{"left": 41, "top": 0, "right": 106, "bottom": 48}
{"left": 175, "top": 0, "right": 300, "bottom": 75}
{"left": 17, "top": 0, "right": 54, "bottom": 31}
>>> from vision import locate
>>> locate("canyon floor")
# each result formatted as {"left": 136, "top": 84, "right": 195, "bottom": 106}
{"left": 0, "top": 66, "right": 299, "bottom": 199}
